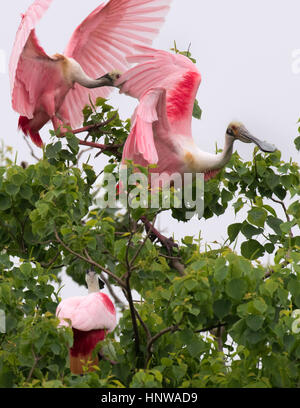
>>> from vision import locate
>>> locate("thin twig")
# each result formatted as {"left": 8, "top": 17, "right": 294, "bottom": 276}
{"left": 59, "top": 114, "right": 118, "bottom": 138}
{"left": 78, "top": 140, "right": 122, "bottom": 152}
{"left": 26, "top": 349, "right": 41, "bottom": 382}
{"left": 145, "top": 324, "right": 180, "bottom": 368}
{"left": 270, "top": 197, "right": 290, "bottom": 222}
{"left": 124, "top": 218, "right": 140, "bottom": 356}
{"left": 140, "top": 216, "right": 186, "bottom": 276}
{"left": 194, "top": 322, "right": 227, "bottom": 334}
{"left": 23, "top": 136, "right": 41, "bottom": 162}
{"left": 40, "top": 250, "right": 61, "bottom": 269}
{"left": 54, "top": 227, "right": 125, "bottom": 289}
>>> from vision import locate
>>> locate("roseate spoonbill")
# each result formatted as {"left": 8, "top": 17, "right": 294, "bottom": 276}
{"left": 104, "top": 45, "right": 277, "bottom": 183}
{"left": 9, "top": 0, "right": 172, "bottom": 148}
{"left": 56, "top": 270, "right": 116, "bottom": 375}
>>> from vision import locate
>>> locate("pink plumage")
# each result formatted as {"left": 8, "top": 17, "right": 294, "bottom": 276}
{"left": 116, "top": 46, "right": 276, "bottom": 185}
{"left": 10, "top": 0, "right": 172, "bottom": 147}
{"left": 115, "top": 46, "right": 220, "bottom": 182}
{"left": 56, "top": 291, "right": 116, "bottom": 375}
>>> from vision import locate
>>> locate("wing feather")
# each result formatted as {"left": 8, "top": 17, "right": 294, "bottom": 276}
{"left": 9, "top": 0, "right": 67, "bottom": 119}
{"left": 122, "top": 87, "right": 170, "bottom": 164}
{"left": 117, "top": 45, "right": 201, "bottom": 137}
{"left": 61, "top": 0, "right": 172, "bottom": 128}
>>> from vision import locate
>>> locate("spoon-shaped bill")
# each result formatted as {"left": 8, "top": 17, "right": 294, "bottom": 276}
{"left": 239, "top": 127, "right": 277, "bottom": 153}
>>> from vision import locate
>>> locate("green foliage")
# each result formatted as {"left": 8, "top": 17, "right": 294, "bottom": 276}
{"left": 0, "top": 98, "right": 300, "bottom": 389}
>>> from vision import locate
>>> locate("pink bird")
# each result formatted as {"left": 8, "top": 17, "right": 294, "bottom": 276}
{"left": 9, "top": 0, "right": 172, "bottom": 148}
{"left": 56, "top": 270, "right": 116, "bottom": 375}
{"left": 106, "top": 46, "right": 276, "bottom": 184}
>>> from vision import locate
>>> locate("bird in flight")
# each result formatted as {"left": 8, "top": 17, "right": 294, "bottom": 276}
{"left": 56, "top": 270, "right": 116, "bottom": 375}
{"left": 103, "top": 45, "right": 277, "bottom": 185}
{"left": 9, "top": 0, "right": 172, "bottom": 147}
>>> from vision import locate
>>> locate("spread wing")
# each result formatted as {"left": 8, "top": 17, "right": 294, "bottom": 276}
{"left": 117, "top": 45, "right": 201, "bottom": 137}
{"left": 122, "top": 87, "right": 170, "bottom": 164}
{"left": 9, "top": 0, "right": 59, "bottom": 118}
{"left": 9, "top": 0, "right": 66, "bottom": 121}
{"left": 61, "top": 0, "right": 172, "bottom": 128}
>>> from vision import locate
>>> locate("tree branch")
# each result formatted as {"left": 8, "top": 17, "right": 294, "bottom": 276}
{"left": 59, "top": 114, "right": 118, "bottom": 138}
{"left": 54, "top": 227, "right": 125, "bottom": 289}
{"left": 145, "top": 324, "right": 180, "bottom": 368}
{"left": 124, "top": 223, "right": 140, "bottom": 356}
{"left": 140, "top": 216, "right": 186, "bottom": 276}
{"left": 26, "top": 348, "right": 41, "bottom": 383}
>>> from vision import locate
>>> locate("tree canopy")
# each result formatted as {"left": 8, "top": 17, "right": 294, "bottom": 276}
{"left": 0, "top": 90, "right": 300, "bottom": 389}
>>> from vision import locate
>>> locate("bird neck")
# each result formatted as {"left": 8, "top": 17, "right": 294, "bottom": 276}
{"left": 190, "top": 134, "right": 235, "bottom": 173}
{"left": 87, "top": 279, "right": 100, "bottom": 294}
{"left": 74, "top": 71, "right": 110, "bottom": 89}
{"left": 67, "top": 58, "right": 110, "bottom": 89}
{"left": 214, "top": 134, "right": 235, "bottom": 169}
{"left": 76, "top": 75, "right": 109, "bottom": 89}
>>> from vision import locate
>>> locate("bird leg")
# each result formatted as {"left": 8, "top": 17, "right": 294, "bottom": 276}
{"left": 140, "top": 216, "right": 178, "bottom": 255}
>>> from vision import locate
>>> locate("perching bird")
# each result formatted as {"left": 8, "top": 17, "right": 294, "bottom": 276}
{"left": 56, "top": 270, "right": 116, "bottom": 375}
{"left": 9, "top": 0, "right": 172, "bottom": 148}
{"left": 104, "top": 45, "right": 277, "bottom": 184}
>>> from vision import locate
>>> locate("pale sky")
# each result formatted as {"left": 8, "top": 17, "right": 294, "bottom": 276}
{"left": 1, "top": 0, "right": 300, "bottom": 298}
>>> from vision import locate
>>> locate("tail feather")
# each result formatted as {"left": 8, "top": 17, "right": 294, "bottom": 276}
{"left": 18, "top": 116, "right": 43, "bottom": 148}
{"left": 69, "top": 351, "right": 99, "bottom": 375}
{"left": 69, "top": 328, "right": 106, "bottom": 375}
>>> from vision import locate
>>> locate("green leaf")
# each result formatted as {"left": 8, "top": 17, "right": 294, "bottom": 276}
{"left": 213, "top": 299, "right": 231, "bottom": 320}
{"left": 225, "top": 278, "right": 247, "bottom": 300}
{"left": 294, "top": 136, "right": 300, "bottom": 151}
{"left": 45, "top": 142, "right": 62, "bottom": 159}
{"left": 248, "top": 208, "right": 267, "bottom": 228}
{"left": 228, "top": 223, "right": 242, "bottom": 243}
{"left": 241, "top": 239, "right": 265, "bottom": 260}
{"left": 241, "top": 223, "right": 263, "bottom": 239}
{"left": 246, "top": 315, "right": 264, "bottom": 331}
{"left": 266, "top": 216, "right": 283, "bottom": 235}
{"left": 66, "top": 134, "right": 79, "bottom": 154}
{"left": 264, "top": 243, "right": 275, "bottom": 254}
{"left": 0, "top": 193, "right": 11, "bottom": 210}
{"left": 192, "top": 99, "right": 202, "bottom": 120}
{"left": 280, "top": 221, "right": 296, "bottom": 234}
{"left": 5, "top": 183, "right": 19, "bottom": 196}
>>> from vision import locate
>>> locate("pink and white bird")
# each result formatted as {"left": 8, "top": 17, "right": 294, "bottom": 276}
{"left": 9, "top": 0, "right": 172, "bottom": 148}
{"left": 56, "top": 270, "right": 116, "bottom": 375}
{"left": 106, "top": 45, "right": 276, "bottom": 184}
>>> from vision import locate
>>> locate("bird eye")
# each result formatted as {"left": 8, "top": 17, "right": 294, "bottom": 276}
{"left": 227, "top": 128, "right": 235, "bottom": 137}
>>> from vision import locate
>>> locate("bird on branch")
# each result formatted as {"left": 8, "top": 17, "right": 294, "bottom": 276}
{"left": 103, "top": 45, "right": 277, "bottom": 185}
{"left": 9, "top": 0, "right": 172, "bottom": 148}
{"left": 56, "top": 270, "right": 116, "bottom": 375}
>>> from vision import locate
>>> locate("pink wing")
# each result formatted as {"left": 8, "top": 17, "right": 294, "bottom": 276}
{"left": 61, "top": 0, "right": 172, "bottom": 128}
{"left": 9, "top": 0, "right": 57, "bottom": 118}
{"left": 56, "top": 293, "right": 116, "bottom": 332}
{"left": 117, "top": 45, "right": 202, "bottom": 137}
{"left": 122, "top": 87, "right": 170, "bottom": 164}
